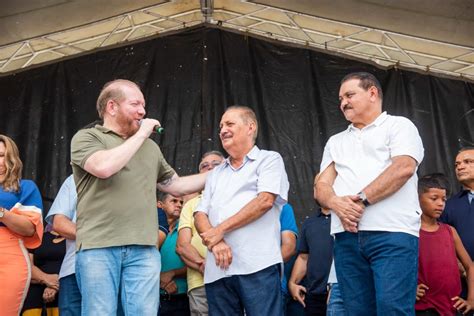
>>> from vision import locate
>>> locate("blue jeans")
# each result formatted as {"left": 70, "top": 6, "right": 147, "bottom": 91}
{"left": 59, "top": 274, "right": 82, "bottom": 316}
{"left": 326, "top": 283, "right": 345, "bottom": 316}
{"left": 76, "top": 245, "right": 161, "bottom": 316}
{"left": 334, "top": 231, "right": 418, "bottom": 316}
{"left": 205, "top": 264, "right": 282, "bottom": 316}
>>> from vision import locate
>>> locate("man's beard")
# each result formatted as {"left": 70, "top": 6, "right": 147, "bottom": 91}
{"left": 116, "top": 112, "right": 139, "bottom": 137}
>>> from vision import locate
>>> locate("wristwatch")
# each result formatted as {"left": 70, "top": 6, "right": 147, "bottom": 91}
{"left": 357, "top": 191, "right": 371, "bottom": 207}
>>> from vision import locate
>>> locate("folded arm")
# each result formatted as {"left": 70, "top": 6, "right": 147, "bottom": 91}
{"left": 52, "top": 214, "right": 76, "bottom": 240}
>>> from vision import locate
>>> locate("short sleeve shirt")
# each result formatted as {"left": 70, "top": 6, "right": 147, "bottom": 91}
{"left": 196, "top": 146, "right": 289, "bottom": 284}
{"left": 178, "top": 195, "right": 207, "bottom": 292}
{"left": 70, "top": 125, "right": 175, "bottom": 250}
{"left": 320, "top": 112, "right": 424, "bottom": 236}
{"left": 45, "top": 175, "right": 77, "bottom": 278}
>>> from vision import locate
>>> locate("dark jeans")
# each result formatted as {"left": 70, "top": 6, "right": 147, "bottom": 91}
{"left": 159, "top": 293, "right": 190, "bottom": 316}
{"left": 59, "top": 274, "right": 82, "bottom": 316}
{"left": 206, "top": 264, "right": 282, "bottom": 316}
{"left": 335, "top": 231, "right": 418, "bottom": 316}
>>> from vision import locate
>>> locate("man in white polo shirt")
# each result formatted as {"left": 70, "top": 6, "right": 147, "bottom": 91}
{"left": 194, "top": 105, "right": 289, "bottom": 316}
{"left": 315, "top": 72, "right": 424, "bottom": 316}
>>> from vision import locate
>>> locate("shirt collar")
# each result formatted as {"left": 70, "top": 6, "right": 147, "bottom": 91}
{"left": 95, "top": 124, "right": 120, "bottom": 136}
{"left": 348, "top": 111, "right": 388, "bottom": 132}
{"left": 224, "top": 145, "right": 260, "bottom": 169}
{"left": 457, "top": 189, "right": 472, "bottom": 197}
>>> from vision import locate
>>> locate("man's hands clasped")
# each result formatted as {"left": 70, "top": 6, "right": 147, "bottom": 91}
{"left": 329, "top": 195, "right": 365, "bottom": 232}
{"left": 200, "top": 226, "right": 232, "bottom": 270}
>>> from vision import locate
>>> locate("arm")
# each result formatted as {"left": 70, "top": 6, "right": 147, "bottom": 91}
{"left": 451, "top": 226, "right": 474, "bottom": 313}
{"left": 361, "top": 155, "right": 417, "bottom": 204}
{"left": 29, "top": 253, "right": 59, "bottom": 290}
{"left": 315, "top": 163, "right": 363, "bottom": 232}
{"left": 288, "top": 253, "right": 308, "bottom": 307}
{"left": 0, "top": 208, "right": 35, "bottom": 236}
{"left": 158, "top": 230, "right": 166, "bottom": 249}
{"left": 52, "top": 214, "right": 76, "bottom": 240}
{"left": 281, "top": 231, "right": 297, "bottom": 263}
{"left": 200, "top": 192, "right": 276, "bottom": 248}
{"left": 194, "top": 212, "right": 232, "bottom": 269}
{"left": 157, "top": 173, "right": 207, "bottom": 197}
{"left": 160, "top": 267, "right": 187, "bottom": 289}
{"left": 83, "top": 119, "right": 157, "bottom": 179}
{"left": 176, "top": 228, "right": 205, "bottom": 272}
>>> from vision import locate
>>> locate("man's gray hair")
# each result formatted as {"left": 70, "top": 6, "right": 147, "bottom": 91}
{"left": 225, "top": 105, "right": 259, "bottom": 142}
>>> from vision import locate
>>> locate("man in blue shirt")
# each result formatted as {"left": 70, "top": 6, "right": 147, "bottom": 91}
{"left": 46, "top": 175, "right": 81, "bottom": 316}
{"left": 158, "top": 192, "right": 189, "bottom": 315}
{"left": 280, "top": 203, "right": 298, "bottom": 315}
{"left": 288, "top": 209, "right": 333, "bottom": 316}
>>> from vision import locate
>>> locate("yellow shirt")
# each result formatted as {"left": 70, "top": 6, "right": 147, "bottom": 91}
{"left": 178, "top": 195, "right": 207, "bottom": 292}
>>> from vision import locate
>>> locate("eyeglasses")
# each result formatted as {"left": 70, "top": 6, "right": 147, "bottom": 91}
{"left": 199, "top": 160, "right": 222, "bottom": 171}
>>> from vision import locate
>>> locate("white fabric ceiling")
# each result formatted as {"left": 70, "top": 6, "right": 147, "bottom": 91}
{"left": 1, "top": 0, "right": 473, "bottom": 80}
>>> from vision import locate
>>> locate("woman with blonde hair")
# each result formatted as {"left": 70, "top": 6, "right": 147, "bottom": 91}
{"left": 0, "top": 134, "right": 43, "bottom": 316}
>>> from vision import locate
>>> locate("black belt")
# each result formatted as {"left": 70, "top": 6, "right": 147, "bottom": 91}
{"left": 160, "top": 293, "right": 187, "bottom": 302}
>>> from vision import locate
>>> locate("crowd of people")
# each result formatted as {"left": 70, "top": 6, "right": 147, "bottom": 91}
{"left": 0, "top": 72, "right": 473, "bottom": 316}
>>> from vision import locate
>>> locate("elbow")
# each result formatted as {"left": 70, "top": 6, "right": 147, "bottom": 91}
{"left": 283, "top": 249, "right": 296, "bottom": 263}
{"left": 394, "top": 157, "right": 417, "bottom": 181}
{"left": 259, "top": 194, "right": 275, "bottom": 213}
{"left": 400, "top": 164, "right": 416, "bottom": 181}
{"left": 93, "top": 167, "right": 115, "bottom": 179}
{"left": 175, "top": 242, "right": 186, "bottom": 256}
{"left": 24, "top": 226, "right": 36, "bottom": 237}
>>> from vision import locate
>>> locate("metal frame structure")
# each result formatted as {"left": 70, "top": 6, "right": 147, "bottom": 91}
{"left": 1, "top": 0, "right": 473, "bottom": 80}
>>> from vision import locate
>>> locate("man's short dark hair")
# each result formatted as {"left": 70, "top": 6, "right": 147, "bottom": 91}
{"left": 418, "top": 173, "right": 450, "bottom": 195}
{"left": 202, "top": 150, "right": 225, "bottom": 160}
{"left": 341, "top": 72, "right": 383, "bottom": 100}
{"left": 157, "top": 191, "right": 171, "bottom": 202}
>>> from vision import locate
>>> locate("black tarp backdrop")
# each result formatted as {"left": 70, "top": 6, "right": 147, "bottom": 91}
{"left": 0, "top": 26, "right": 473, "bottom": 224}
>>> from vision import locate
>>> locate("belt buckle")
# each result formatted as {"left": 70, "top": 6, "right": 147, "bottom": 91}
{"left": 162, "top": 291, "right": 171, "bottom": 301}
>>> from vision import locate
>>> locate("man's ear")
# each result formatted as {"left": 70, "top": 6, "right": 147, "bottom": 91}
{"left": 157, "top": 201, "right": 164, "bottom": 208}
{"left": 368, "top": 86, "right": 379, "bottom": 101}
{"left": 248, "top": 121, "right": 256, "bottom": 135}
{"left": 106, "top": 100, "right": 117, "bottom": 116}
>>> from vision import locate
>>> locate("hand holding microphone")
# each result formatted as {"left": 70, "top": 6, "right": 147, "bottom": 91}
{"left": 139, "top": 119, "right": 165, "bottom": 136}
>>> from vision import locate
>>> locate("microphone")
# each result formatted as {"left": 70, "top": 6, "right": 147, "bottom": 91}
{"left": 139, "top": 120, "right": 165, "bottom": 134}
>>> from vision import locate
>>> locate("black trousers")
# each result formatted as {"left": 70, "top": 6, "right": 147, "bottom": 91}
{"left": 304, "top": 293, "right": 328, "bottom": 316}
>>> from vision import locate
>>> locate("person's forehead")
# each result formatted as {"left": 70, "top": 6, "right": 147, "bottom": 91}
{"left": 456, "top": 149, "right": 474, "bottom": 161}
{"left": 122, "top": 84, "right": 144, "bottom": 98}
{"left": 221, "top": 109, "right": 243, "bottom": 121}
{"left": 340, "top": 78, "right": 361, "bottom": 89}
{"left": 424, "top": 187, "right": 446, "bottom": 195}
{"left": 201, "top": 154, "right": 223, "bottom": 163}
{"left": 166, "top": 196, "right": 182, "bottom": 202}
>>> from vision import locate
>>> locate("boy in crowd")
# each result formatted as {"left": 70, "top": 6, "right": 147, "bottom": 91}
{"left": 416, "top": 174, "right": 474, "bottom": 315}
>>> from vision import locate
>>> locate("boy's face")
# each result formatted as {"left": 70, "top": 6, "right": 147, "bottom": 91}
{"left": 419, "top": 188, "right": 447, "bottom": 219}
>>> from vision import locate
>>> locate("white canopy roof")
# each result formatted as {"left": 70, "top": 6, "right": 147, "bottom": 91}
{"left": 1, "top": 0, "right": 473, "bottom": 80}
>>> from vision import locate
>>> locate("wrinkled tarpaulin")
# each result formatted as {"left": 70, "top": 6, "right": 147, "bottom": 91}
{"left": 0, "top": 26, "right": 473, "bottom": 223}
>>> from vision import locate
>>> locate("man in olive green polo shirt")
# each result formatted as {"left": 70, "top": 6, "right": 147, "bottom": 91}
{"left": 70, "top": 79, "right": 207, "bottom": 316}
